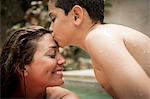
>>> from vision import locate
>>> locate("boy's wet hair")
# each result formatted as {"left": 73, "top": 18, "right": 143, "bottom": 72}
{"left": 51, "top": 0, "right": 104, "bottom": 24}
{"left": 0, "top": 26, "right": 51, "bottom": 98}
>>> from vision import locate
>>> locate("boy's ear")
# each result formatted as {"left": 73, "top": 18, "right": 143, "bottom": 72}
{"left": 71, "top": 5, "right": 84, "bottom": 26}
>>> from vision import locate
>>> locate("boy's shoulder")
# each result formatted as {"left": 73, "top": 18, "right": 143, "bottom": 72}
{"left": 100, "top": 24, "right": 128, "bottom": 30}
{"left": 87, "top": 24, "right": 122, "bottom": 37}
{"left": 91, "top": 23, "right": 142, "bottom": 36}
{"left": 85, "top": 23, "right": 141, "bottom": 45}
{"left": 87, "top": 23, "right": 149, "bottom": 44}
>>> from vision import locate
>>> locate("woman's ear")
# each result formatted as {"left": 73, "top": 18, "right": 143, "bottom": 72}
{"left": 23, "top": 65, "right": 29, "bottom": 76}
{"left": 71, "top": 5, "right": 84, "bottom": 26}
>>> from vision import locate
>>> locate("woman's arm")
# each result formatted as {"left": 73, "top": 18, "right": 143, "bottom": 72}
{"left": 46, "top": 86, "right": 79, "bottom": 99}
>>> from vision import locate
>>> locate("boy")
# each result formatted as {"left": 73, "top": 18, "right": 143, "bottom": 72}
{"left": 48, "top": 0, "right": 150, "bottom": 98}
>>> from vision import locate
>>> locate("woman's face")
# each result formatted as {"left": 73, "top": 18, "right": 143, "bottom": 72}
{"left": 26, "top": 33, "right": 65, "bottom": 87}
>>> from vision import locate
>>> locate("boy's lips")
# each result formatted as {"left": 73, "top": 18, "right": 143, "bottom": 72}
{"left": 52, "top": 32, "right": 55, "bottom": 38}
{"left": 52, "top": 33, "right": 57, "bottom": 40}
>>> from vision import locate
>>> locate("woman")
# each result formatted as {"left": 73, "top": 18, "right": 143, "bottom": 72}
{"left": 0, "top": 26, "right": 79, "bottom": 99}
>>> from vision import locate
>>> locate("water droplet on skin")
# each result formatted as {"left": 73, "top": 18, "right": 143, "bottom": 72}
{"left": 137, "top": 89, "right": 144, "bottom": 97}
{"left": 98, "top": 50, "right": 103, "bottom": 54}
{"left": 133, "top": 44, "right": 137, "bottom": 47}
{"left": 147, "top": 51, "right": 150, "bottom": 53}
{"left": 144, "top": 50, "right": 150, "bottom": 54}
{"left": 111, "top": 41, "right": 116, "bottom": 44}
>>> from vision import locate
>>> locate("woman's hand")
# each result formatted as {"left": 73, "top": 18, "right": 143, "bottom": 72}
{"left": 46, "top": 86, "right": 79, "bottom": 99}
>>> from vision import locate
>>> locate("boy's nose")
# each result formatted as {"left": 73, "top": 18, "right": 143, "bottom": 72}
{"left": 49, "top": 23, "right": 53, "bottom": 32}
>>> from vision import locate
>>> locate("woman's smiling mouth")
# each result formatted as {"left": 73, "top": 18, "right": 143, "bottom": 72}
{"left": 52, "top": 67, "right": 64, "bottom": 76}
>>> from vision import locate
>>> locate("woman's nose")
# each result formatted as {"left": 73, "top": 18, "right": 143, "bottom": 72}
{"left": 57, "top": 54, "right": 66, "bottom": 65}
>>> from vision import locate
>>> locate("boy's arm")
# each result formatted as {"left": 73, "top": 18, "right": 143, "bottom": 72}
{"left": 93, "top": 68, "right": 118, "bottom": 98}
{"left": 86, "top": 33, "right": 150, "bottom": 98}
{"left": 46, "top": 86, "right": 79, "bottom": 99}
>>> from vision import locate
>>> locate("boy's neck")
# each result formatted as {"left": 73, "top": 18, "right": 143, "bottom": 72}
{"left": 87, "top": 22, "right": 101, "bottom": 34}
{"left": 73, "top": 22, "right": 101, "bottom": 51}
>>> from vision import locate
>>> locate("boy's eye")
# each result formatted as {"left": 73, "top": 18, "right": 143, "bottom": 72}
{"left": 51, "top": 17, "right": 56, "bottom": 22}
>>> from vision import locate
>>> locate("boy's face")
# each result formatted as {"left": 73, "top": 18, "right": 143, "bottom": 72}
{"left": 48, "top": 1, "right": 75, "bottom": 47}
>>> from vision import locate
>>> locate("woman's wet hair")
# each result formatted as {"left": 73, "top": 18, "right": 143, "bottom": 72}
{"left": 0, "top": 26, "right": 51, "bottom": 98}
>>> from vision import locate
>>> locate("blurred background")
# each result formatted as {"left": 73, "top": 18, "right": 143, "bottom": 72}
{"left": 0, "top": 0, "right": 150, "bottom": 98}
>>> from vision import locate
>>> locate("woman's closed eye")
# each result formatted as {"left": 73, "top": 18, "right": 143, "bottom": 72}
{"left": 47, "top": 51, "right": 56, "bottom": 59}
{"left": 48, "top": 54, "right": 56, "bottom": 58}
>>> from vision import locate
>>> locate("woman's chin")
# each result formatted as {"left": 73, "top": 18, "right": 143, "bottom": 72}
{"left": 49, "top": 79, "right": 64, "bottom": 87}
{"left": 57, "top": 79, "right": 64, "bottom": 86}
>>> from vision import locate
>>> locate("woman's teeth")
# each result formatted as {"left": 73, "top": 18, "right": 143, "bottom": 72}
{"left": 56, "top": 71, "right": 63, "bottom": 75}
{"left": 52, "top": 70, "right": 63, "bottom": 75}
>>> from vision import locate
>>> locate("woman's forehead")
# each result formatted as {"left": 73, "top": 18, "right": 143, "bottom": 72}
{"left": 36, "top": 34, "right": 58, "bottom": 50}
